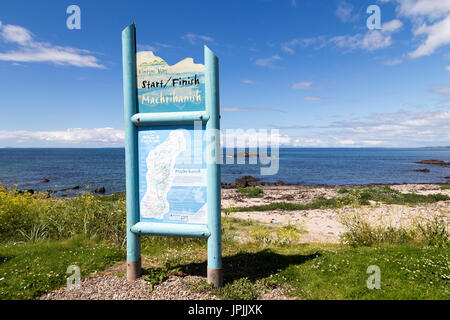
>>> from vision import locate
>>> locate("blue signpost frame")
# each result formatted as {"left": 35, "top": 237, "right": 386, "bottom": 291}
{"left": 122, "top": 24, "right": 222, "bottom": 287}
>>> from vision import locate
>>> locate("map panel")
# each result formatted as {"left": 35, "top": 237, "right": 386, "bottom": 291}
{"left": 138, "top": 125, "right": 207, "bottom": 225}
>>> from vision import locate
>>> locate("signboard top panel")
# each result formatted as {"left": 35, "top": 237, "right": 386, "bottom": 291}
{"left": 137, "top": 51, "right": 206, "bottom": 113}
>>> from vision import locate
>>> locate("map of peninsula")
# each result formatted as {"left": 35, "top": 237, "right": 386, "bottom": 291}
{"left": 140, "top": 130, "right": 186, "bottom": 219}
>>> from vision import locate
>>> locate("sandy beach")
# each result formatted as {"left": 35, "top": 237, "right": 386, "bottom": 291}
{"left": 222, "top": 184, "right": 450, "bottom": 243}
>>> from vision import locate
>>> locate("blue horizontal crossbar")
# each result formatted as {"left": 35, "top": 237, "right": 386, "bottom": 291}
{"left": 131, "top": 111, "right": 210, "bottom": 126}
{"left": 130, "top": 222, "right": 211, "bottom": 238}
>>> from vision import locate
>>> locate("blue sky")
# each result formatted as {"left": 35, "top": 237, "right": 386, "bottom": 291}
{"left": 0, "top": 0, "right": 449, "bottom": 147}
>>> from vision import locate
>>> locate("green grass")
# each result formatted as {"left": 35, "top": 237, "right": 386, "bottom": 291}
{"left": 237, "top": 187, "right": 264, "bottom": 198}
{"left": 229, "top": 186, "right": 450, "bottom": 212}
{"left": 272, "top": 245, "right": 449, "bottom": 300}
{"left": 135, "top": 218, "right": 449, "bottom": 300}
{"left": 441, "top": 185, "right": 450, "bottom": 190}
{"left": 172, "top": 239, "right": 449, "bottom": 300}
{"left": 0, "top": 238, "right": 124, "bottom": 299}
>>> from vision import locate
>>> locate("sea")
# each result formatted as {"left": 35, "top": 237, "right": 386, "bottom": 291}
{"left": 0, "top": 148, "right": 449, "bottom": 195}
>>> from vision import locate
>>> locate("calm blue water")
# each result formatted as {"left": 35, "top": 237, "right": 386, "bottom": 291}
{"left": 0, "top": 148, "right": 449, "bottom": 194}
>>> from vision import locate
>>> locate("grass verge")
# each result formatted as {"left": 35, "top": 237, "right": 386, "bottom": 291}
{"left": 0, "top": 237, "right": 124, "bottom": 299}
{"left": 237, "top": 187, "right": 264, "bottom": 198}
{"left": 138, "top": 218, "right": 449, "bottom": 300}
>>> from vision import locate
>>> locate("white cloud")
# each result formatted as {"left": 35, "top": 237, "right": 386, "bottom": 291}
{"left": 0, "top": 128, "right": 124, "bottom": 146}
{"left": 283, "top": 1, "right": 450, "bottom": 59}
{"left": 430, "top": 88, "right": 450, "bottom": 96}
{"left": 137, "top": 44, "right": 158, "bottom": 52}
{"left": 283, "top": 20, "right": 402, "bottom": 54}
{"left": 383, "top": 0, "right": 450, "bottom": 58}
{"left": 291, "top": 81, "right": 312, "bottom": 90}
{"left": 281, "top": 36, "right": 327, "bottom": 54}
{"left": 181, "top": 33, "right": 214, "bottom": 45}
{"left": 382, "top": 19, "right": 404, "bottom": 32}
{"left": 254, "top": 55, "right": 281, "bottom": 67}
{"left": 0, "top": 21, "right": 104, "bottom": 68}
{"left": 303, "top": 96, "right": 321, "bottom": 101}
{"left": 336, "top": 1, "right": 357, "bottom": 22}
{"left": 221, "top": 129, "right": 291, "bottom": 148}
{"left": 222, "top": 106, "right": 286, "bottom": 113}
{"left": 1, "top": 24, "right": 33, "bottom": 44}
{"left": 338, "top": 139, "right": 355, "bottom": 145}
{"left": 409, "top": 15, "right": 450, "bottom": 58}
{"left": 3, "top": 109, "right": 449, "bottom": 148}
{"left": 278, "top": 109, "right": 450, "bottom": 147}
{"left": 382, "top": 58, "right": 403, "bottom": 65}
{"left": 242, "top": 79, "right": 254, "bottom": 84}
{"left": 394, "top": 0, "right": 450, "bottom": 21}
{"left": 446, "top": 65, "right": 450, "bottom": 71}
{"left": 331, "top": 20, "right": 403, "bottom": 51}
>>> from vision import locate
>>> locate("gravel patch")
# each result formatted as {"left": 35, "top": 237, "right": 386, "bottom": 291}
{"left": 38, "top": 275, "right": 152, "bottom": 300}
{"left": 38, "top": 274, "right": 294, "bottom": 300}
{"left": 38, "top": 275, "right": 217, "bottom": 300}
{"left": 257, "top": 287, "right": 296, "bottom": 300}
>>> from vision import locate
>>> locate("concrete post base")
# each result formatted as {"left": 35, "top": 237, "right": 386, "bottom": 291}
{"left": 207, "top": 268, "right": 223, "bottom": 288}
{"left": 127, "top": 259, "right": 142, "bottom": 282}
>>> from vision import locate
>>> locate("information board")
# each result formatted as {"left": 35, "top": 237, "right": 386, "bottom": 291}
{"left": 123, "top": 23, "right": 222, "bottom": 287}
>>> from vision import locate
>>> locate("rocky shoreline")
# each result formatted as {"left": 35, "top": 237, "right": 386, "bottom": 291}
{"left": 5, "top": 176, "right": 450, "bottom": 197}
{"left": 3, "top": 156, "right": 450, "bottom": 196}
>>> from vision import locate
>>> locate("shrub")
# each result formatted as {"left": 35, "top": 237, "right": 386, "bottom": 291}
{"left": 217, "top": 277, "right": 259, "bottom": 300}
{"left": 237, "top": 187, "right": 264, "bottom": 198}
{"left": 339, "top": 212, "right": 449, "bottom": 248}
{"left": 249, "top": 224, "right": 302, "bottom": 246}
{"left": 415, "top": 216, "right": 449, "bottom": 248}
{"left": 276, "top": 224, "right": 302, "bottom": 245}
{"left": 0, "top": 188, "right": 126, "bottom": 245}
{"left": 142, "top": 267, "right": 169, "bottom": 292}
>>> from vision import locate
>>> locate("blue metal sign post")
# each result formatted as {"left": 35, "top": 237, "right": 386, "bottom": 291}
{"left": 122, "top": 24, "right": 222, "bottom": 287}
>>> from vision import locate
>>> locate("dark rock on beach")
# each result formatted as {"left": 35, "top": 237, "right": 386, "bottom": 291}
{"left": 410, "top": 168, "right": 430, "bottom": 173}
{"left": 16, "top": 189, "right": 34, "bottom": 195}
{"left": 232, "top": 151, "right": 259, "bottom": 158}
{"left": 94, "top": 187, "right": 106, "bottom": 194}
{"left": 415, "top": 160, "right": 450, "bottom": 166}
{"left": 235, "top": 176, "right": 260, "bottom": 187}
{"left": 225, "top": 176, "right": 288, "bottom": 188}
{"left": 60, "top": 186, "right": 81, "bottom": 191}
{"left": 228, "top": 151, "right": 271, "bottom": 158}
